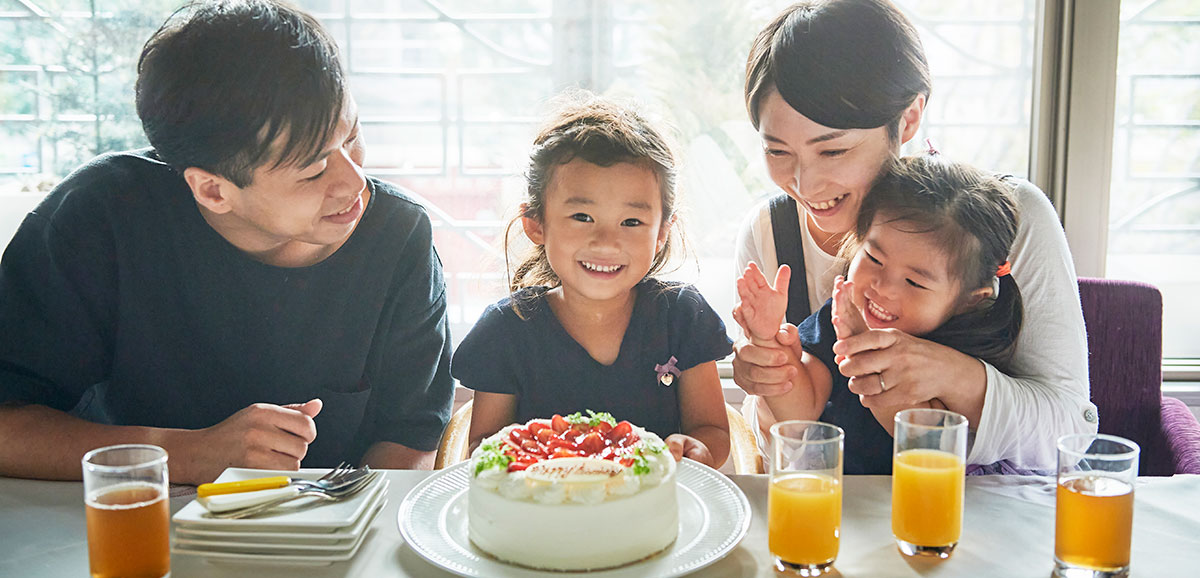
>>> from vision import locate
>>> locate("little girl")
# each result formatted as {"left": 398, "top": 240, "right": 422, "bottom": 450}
{"left": 735, "top": 154, "right": 1023, "bottom": 474}
{"left": 451, "top": 93, "right": 733, "bottom": 469}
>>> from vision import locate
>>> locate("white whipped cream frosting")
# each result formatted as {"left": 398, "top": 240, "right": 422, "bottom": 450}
{"left": 470, "top": 423, "right": 673, "bottom": 505}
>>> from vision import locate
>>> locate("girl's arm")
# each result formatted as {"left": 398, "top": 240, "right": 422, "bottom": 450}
{"left": 760, "top": 345, "right": 833, "bottom": 424}
{"left": 668, "top": 360, "right": 730, "bottom": 469}
{"left": 467, "top": 391, "right": 517, "bottom": 452}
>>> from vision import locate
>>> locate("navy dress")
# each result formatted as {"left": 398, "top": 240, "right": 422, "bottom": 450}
{"left": 801, "top": 300, "right": 895, "bottom": 475}
{"left": 451, "top": 279, "right": 733, "bottom": 439}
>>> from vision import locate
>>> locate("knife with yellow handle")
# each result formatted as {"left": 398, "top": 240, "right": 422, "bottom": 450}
{"left": 197, "top": 476, "right": 292, "bottom": 498}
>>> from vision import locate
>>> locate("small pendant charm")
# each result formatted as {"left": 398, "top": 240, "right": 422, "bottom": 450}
{"left": 654, "top": 356, "right": 680, "bottom": 387}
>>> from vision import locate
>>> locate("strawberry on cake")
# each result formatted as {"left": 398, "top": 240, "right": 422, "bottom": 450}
{"left": 467, "top": 411, "right": 678, "bottom": 571}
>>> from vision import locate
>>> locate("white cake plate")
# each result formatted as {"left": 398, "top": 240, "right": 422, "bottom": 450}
{"left": 397, "top": 459, "right": 751, "bottom": 578}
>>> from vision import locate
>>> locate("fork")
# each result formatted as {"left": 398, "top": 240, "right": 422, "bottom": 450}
{"left": 207, "top": 469, "right": 380, "bottom": 519}
{"left": 197, "top": 462, "right": 353, "bottom": 498}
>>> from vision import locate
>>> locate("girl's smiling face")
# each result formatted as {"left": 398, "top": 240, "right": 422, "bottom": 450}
{"left": 846, "top": 217, "right": 977, "bottom": 337}
{"left": 522, "top": 158, "right": 671, "bottom": 305}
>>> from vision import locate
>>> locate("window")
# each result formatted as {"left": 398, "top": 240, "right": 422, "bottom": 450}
{"left": 1106, "top": 0, "right": 1200, "bottom": 362}
{"left": 8, "top": 1, "right": 1119, "bottom": 360}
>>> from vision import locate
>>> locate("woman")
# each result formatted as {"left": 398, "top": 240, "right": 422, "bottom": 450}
{"left": 733, "top": 0, "right": 1096, "bottom": 471}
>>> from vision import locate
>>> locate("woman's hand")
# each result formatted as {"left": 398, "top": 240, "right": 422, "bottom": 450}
{"left": 833, "top": 328, "right": 986, "bottom": 426}
{"left": 731, "top": 324, "right": 802, "bottom": 397}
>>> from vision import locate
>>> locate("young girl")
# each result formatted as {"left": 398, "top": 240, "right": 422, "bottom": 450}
{"left": 451, "top": 94, "right": 733, "bottom": 469}
{"left": 735, "top": 154, "right": 1023, "bottom": 474}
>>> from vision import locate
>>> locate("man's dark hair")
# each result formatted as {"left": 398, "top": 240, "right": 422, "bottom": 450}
{"left": 136, "top": 0, "right": 346, "bottom": 187}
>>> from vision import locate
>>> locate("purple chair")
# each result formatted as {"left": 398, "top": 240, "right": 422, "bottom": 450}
{"left": 1078, "top": 277, "right": 1200, "bottom": 475}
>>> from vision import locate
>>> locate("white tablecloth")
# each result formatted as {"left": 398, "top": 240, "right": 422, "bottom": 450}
{"left": 2, "top": 471, "right": 1198, "bottom": 577}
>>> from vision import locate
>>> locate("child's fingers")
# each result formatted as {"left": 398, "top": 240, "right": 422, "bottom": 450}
{"left": 743, "top": 262, "right": 766, "bottom": 286}
{"left": 774, "top": 264, "right": 791, "bottom": 294}
{"left": 736, "top": 277, "right": 750, "bottom": 299}
{"left": 664, "top": 435, "right": 686, "bottom": 462}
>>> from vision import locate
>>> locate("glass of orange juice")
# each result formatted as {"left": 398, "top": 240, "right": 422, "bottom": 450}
{"left": 83, "top": 444, "right": 170, "bottom": 578}
{"left": 891, "top": 408, "right": 967, "bottom": 559}
{"left": 768, "top": 420, "right": 844, "bottom": 576}
{"left": 1054, "top": 433, "right": 1139, "bottom": 578}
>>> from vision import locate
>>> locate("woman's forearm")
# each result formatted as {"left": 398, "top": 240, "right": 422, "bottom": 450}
{"left": 928, "top": 350, "right": 987, "bottom": 429}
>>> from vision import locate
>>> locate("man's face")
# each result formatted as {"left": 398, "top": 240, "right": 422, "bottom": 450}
{"left": 216, "top": 95, "right": 368, "bottom": 265}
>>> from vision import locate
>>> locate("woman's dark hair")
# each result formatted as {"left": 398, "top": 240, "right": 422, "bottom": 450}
{"left": 745, "top": 0, "right": 931, "bottom": 140}
{"left": 506, "top": 91, "right": 683, "bottom": 295}
{"left": 848, "top": 155, "right": 1023, "bottom": 369}
{"left": 136, "top": 0, "right": 346, "bottom": 187}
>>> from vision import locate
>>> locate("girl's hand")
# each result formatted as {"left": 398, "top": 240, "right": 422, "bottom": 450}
{"left": 832, "top": 328, "right": 985, "bottom": 426}
{"left": 665, "top": 433, "right": 712, "bottom": 465}
{"left": 830, "top": 276, "right": 868, "bottom": 363}
{"left": 731, "top": 324, "right": 803, "bottom": 397}
{"left": 734, "top": 263, "right": 791, "bottom": 343}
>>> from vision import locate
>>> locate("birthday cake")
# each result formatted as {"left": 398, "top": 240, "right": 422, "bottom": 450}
{"left": 467, "top": 411, "right": 678, "bottom": 570}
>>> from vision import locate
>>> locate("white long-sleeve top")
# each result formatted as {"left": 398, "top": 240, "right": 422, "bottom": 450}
{"left": 736, "top": 179, "right": 1098, "bottom": 470}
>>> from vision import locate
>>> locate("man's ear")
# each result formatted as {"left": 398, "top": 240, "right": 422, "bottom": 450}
{"left": 898, "top": 94, "right": 926, "bottom": 145}
{"left": 183, "top": 167, "right": 235, "bottom": 215}
{"left": 521, "top": 205, "right": 545, "bottom": 245}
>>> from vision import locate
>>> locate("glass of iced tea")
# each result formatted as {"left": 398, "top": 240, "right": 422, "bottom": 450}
{"left": 1054, "top": 433, "right": 1139, "bottom": 578}
{"left": 82, "top": 444, "right": 170, "bottom": 578}
{"left": 891, "top": 408, "right": 967, "bottom": 559}
{"left": 768, "top": 420, "right": 844, "bottom": 576}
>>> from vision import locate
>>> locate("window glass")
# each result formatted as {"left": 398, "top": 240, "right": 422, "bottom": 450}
{"left": 0, "top": 0, "right": 1038, "bottom": 347}
{"left": 1106, "top": 0, "right": 1200, "bottom": 359}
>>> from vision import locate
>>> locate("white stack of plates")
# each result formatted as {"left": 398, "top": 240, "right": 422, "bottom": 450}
{"left": 172, "top": 468, "right": 388, "bottom": 566}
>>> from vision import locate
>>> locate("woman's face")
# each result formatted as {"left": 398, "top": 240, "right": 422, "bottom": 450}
{"left": 757, "top": 89, "right": 900, "bottom": 238}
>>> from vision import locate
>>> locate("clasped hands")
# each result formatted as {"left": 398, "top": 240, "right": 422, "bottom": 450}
{"left": 733, "top": 274, "right": 947, "bottom": 411}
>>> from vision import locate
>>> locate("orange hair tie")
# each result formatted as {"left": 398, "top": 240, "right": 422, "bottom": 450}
{"left": 996, "top": 261, "right": 1012, "bottom": 277}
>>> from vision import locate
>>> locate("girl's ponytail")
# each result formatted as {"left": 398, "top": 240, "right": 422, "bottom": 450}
{"left": 923, "top": 273, "right": 1023, "bottom": 370}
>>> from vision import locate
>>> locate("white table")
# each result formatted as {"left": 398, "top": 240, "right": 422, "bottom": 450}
{"left": 2, "top": 471, "right": 1199, "bottom": 577}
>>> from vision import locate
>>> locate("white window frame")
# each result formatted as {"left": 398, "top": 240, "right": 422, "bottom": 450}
{"left": 1035, "top": 0, "right": 1198, "bottom": 385}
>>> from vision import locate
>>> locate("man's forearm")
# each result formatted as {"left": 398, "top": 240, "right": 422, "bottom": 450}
{"left": 0, "top": 404, "right": 181, "bottom": 481}
{"left": 361, "top": 440, "right": 435, "bottom": 470}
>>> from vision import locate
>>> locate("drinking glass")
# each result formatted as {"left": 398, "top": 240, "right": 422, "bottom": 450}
{"left": 891, "top": 408, "right": 967, "bottom": 558}
{"left": 83, "top": 444, "right": 170, "bottom": 578}
{"left": 768, "top": 420, "right": 844, "bottom": 576}
{"left": 1054, "top": 433, "right": 1139, "bottom": 578}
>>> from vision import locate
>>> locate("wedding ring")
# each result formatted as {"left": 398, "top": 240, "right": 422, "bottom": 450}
{"left": 879, "top": 374, "right": 887, "bottom": 391}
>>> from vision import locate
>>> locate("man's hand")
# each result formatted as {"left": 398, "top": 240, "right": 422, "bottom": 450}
{"left": 665, "top": 433, "right": 712, "bottom": 466}
{"left": 180, "top": 399, "right": 322, "bottom": 483}
{"left": 731, "top": 324, "right": 801, "bottom": 397}
{"left": 735, "top": 263, "right": 791, "bottom": 343}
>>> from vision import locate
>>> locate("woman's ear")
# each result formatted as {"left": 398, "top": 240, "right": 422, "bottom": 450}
{"left": 521, "top": 205, "right": 545, "bottom": 245}
{"left": 898, "top": 94, "right": 926, "bottom": 145}
{"left": 183, "top": 167, "right": 235, "bottom": 215}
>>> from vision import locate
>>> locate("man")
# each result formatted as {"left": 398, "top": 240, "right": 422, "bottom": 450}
{"left": 0, "top": 0, "right": 453, "bottom": 484}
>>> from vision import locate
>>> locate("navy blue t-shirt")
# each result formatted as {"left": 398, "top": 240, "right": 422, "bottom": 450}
{"left": 452, "top": 279, "right": 733, "bottom": 438}
{"left": 801, "top": 299, "right": 895, "bottom": 475}
{"left": 0, "top": 150, "right": 454, "bottom": 465}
